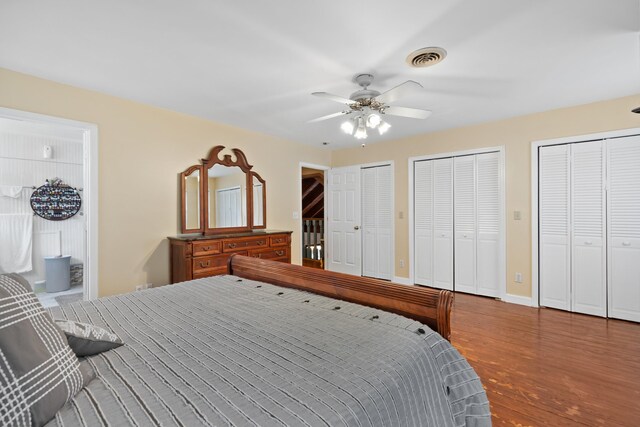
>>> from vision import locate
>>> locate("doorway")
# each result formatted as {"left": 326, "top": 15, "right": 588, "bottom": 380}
{"left": 0, "top": 108, "right": 98, "bottom": 304}
{"left": 301, "top": 166, "right": 326, "bottom": 269}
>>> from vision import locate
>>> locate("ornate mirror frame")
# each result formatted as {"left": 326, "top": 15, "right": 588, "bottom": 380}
{"left": 179, "top": 146, "right": 267, "bottom": 235}
{"left": 202, "top": 146, "right": 253, "bottom": 234}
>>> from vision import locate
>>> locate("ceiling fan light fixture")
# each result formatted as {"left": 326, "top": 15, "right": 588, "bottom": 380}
{"left": 354, "top": 117, "right": 367, "bottom": 139}
{"left": 340, "top": 119, "right": 355, "bottom": 134}
{"left": 378, "top": 121, "right": 391, "bottom": 135}
{"left": 366, "top": 113, "right": 381, "bottom": 128}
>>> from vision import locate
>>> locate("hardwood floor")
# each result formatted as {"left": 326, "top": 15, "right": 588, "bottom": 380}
{"left": 450, "top": 293, "right": 640, "bottom": 427}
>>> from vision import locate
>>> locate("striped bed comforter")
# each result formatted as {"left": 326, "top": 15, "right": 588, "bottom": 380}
{"left": 47, "top": 275, "right": 491, "bottom": 427}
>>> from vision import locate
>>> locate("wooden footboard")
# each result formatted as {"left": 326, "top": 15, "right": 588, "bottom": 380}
{"left": 228, "top": 254, "right": 454, "bottom": 341}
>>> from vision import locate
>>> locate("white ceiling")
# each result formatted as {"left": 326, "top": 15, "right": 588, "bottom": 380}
{"left": 1, "top": 0, "right": 639, "bottom": 149}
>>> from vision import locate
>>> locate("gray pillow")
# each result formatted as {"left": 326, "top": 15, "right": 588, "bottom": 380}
{"left": 0, "top": 273, "right": 94, "bottom": 427}
{"left": 55, "top": 319, "right": 123, "bottom": 357}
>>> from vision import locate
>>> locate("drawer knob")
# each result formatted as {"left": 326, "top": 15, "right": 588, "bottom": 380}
{"left": 199, "top": 261, "right": 211, "bottom": 268}
{"left": 258, "top": 240, "right": 265, "bottom": 245}
{"left": 276, "top": 250, "right": 284, "bottom": 256}
{"left": 254, "top": 253, "right": 262, "bottom": 258}
{"left": 228, "top": 242, "right": 237, "bottom": 248}
{"left": 203, "top": 246, "right": 212, "bottom": 251}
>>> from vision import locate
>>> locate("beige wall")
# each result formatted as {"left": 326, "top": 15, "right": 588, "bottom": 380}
{"left": 332, "top": 94, "right": 640, "bottom": 297}
{"left": 0, "top": 68, "right": 331, "bottom": 297}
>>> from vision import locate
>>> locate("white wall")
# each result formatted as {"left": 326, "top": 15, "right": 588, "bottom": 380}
{"left": 0, "top": 118, "right": 84, "bottom": 286}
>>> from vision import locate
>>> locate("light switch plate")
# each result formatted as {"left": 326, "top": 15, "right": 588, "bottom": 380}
{"left": 399, "top": 211, "right": 404, "bottom": 219}
{"left": 292, "top": 211, "right": 299, "bottom": 220}
{"left": 515, "top": 273, "right": 523, "bottom": 283}
{"left": 513, "top": 210, "right": 522, "bottom": 220}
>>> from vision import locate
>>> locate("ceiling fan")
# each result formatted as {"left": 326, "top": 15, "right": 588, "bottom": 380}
{"left": 309, "top": 73, "right": 432, "bottom": 141}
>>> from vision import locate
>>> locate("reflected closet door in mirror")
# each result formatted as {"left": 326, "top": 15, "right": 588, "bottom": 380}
{"left": 252, "top": 172, "right": 266, "bottom": 229}
{"left": 203, "top": 146, "right": 253, "bottom": 234}
{"left": 207, "top": 164, "right": 249, "bottom": 229}
{"left": 180, "top": 165, "right": 204, "bottom": 234}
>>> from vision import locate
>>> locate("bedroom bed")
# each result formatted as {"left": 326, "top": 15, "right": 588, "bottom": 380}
{"left": 44, "top": 255, "right": 490, "bottom": 427}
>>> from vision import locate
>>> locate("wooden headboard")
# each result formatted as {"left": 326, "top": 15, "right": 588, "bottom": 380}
{"left": 227, "top": 255, "right": 454, "bottom": 341}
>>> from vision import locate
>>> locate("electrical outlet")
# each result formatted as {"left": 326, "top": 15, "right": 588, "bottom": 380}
{"left": 515, "top": 273, "right": 523, "bottom": 283}
{"left": 399, "top": 259, "right": 405, "bottom": 268}
{"left": 135, "top": 283, "right": 152, "bottom": 291}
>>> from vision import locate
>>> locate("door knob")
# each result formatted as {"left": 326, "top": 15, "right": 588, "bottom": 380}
{"left": 623, "top": 242, "right": 631, "bottom": 247}
{"left": 584, "top": 241, "right": 593, "bottom": 246}
{"left": 354, "top": 226, "right": 360, "bottom": 230}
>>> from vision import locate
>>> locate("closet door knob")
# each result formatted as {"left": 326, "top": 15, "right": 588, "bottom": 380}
{"left": 622, "top": 242, "right": 631, "bottom": 247}
{"left": 354, "top": 226, "right": 360, "bottom": 230}
{"left": 584, "top": 241, "right": 592, "bottom": 246}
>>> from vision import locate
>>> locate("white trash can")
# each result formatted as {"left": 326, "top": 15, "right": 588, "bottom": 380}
{"left": 44, "top": 255, "right": 71, "bottom": 293}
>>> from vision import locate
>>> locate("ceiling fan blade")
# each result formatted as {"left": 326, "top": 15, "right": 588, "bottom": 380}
{"left": 383, "top": 106, "right": 432, "bottom": 120}
{"left": 375, "top": 80, "right": 424, "bottom": 104}
{"left": 311, "top": 92, "right": 356, "bottom": 105}
{"left": 307, "top": 111, "right": 350, "bottom": 123}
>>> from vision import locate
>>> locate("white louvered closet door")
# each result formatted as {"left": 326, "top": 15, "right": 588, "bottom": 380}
{"left": 414, "top": 160, "right": 434, "bottom": 286}
{"left": 454, "top": 156, "right": 476, "bottom": 294}
{"left": 432, "top": 158, "right": 454, "bottom": 290}
{"left": 539, "top": 145, "right": 571, "bottom": 310}
{"left": 476, "top": 152, "right": 501, "bottom": 297}
{"left": 571, "top": 141, "right": 606, "bottom": 316}
{"left": 607, "top": 136, "right": 640, "bottom": 322}
{"left": 361, "top": 165, "right": 392, "bottom": 280}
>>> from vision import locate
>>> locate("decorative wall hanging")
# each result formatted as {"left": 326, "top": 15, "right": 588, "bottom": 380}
{"left": 30, "top": 178, "right": 82, "bottom": 221}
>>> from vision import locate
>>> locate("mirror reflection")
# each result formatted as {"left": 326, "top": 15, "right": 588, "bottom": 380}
{"left": 207, "top": 164, "right": 247, "bottom": 228}
{"left": 253, "top": 175, "right": 264, "bottom": 227}
{"left": 184, "top": 169, "right": 201, "bottom": 230}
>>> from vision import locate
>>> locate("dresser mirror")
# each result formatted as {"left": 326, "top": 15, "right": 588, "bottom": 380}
{"left": 206, "top": 164, "right": 248, "bottom": 229}
{"left": 252, "top": 172, "right": 266, "bottom": 229}
{"left": 179, "top": 146, "right": 266, "bottom": 234}
{"left": 180, "top": 165, "right": 204, "bottom": 234}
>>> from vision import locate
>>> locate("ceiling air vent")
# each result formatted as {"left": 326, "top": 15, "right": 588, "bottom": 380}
{"left": 406, "top": 47, "right": 447, "bottom": 68}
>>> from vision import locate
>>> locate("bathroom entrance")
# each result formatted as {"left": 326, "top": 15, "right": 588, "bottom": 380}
{"left": 0, "top": 108, "right": 98, "bottom": 306}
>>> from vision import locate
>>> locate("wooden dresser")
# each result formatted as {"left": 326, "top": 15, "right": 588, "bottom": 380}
{"left": 169, "top": 230, "right": 292, "bottom": 283}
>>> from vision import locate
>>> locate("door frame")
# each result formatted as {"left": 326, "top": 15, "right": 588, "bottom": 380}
{"left": 0, "top": 107, "right": 99, "bottom": 301}
{"left": 531, "top": 127, "right": 640, "bottom": 308}
{"left": 408, "top": 146, "right": 506, "bottom": 298}
{"left": 299, "top": 162, "right": 329, "bottom": 267}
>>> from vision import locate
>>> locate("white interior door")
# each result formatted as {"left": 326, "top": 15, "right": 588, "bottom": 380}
{"left": 327, "top": 166, "right": 361, "bottom": 275}
{"left": 362, "top": 165, "right": 392, "bottom": 280}
{"left": 539, "top": 144, "right": 571, "bottom": 310}
{"left": 607, "top": 136, "right": 640, "bottom": 322}
{"left": 454, "top": 155, "right": 476, "bottom": 293}
{"left": 432, "top": 158, "right": 454, "bottom": 290}
{"left": 414, "top": 160, "right": 434, "bottom": 286}
{"left": 571, "top": 141, "right": 606, "bottom": 316}
{"left": 476, "top": 152, "right": 501, "bottom": 297}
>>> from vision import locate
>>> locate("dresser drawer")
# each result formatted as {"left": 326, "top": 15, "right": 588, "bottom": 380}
{"left": 269, "top": 234, "right": 290, "bottom": 247}
{"left": 222, "top": 237, "right": 268, "bottom": 252}
{"left": 193, "top": 241, "right": 222, "bottom": 257}
{"left": 192, "top": 251, "right": 247, "bottom": 274}
{"left": 249, "top": 247, "right": 289, "bottom": 261}
{"left": 193, "top": 267, "right": 227, "bottom": 279}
